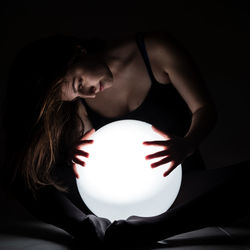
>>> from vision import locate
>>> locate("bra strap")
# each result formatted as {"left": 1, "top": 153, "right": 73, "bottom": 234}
{"left": 135, "top": 32, "right": 158, "bottom": 83}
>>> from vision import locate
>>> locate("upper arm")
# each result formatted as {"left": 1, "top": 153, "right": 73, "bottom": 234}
{"left": 145, "top": 32, "right": 214, "bottom": 113}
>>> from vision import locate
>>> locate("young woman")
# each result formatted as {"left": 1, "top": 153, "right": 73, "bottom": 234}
{"left": 2, "top": 31, "right": 249, "bottom": 248}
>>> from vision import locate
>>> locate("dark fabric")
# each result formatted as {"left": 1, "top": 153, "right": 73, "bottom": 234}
{"left": 10, "top": 164, "right": 111, "bottom": 246}
{"left": 82, "top": 32, "right": 206, "bottom": 174}
{"left": 104, "top": 160, "right": 250, "bottom": 247}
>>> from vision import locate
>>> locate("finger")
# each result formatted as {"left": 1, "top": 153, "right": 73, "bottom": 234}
{"left": 143, "top": 140, "right": 170, "bottom": 146}
{"left": 76, "top": 140, "right": 94, "bottom": 149}
{"left": 151, "top": 157, "right": 172, "bottom": 168}
{"left": 163, "top": 162, "right": 177, "bottom": 177}
{"left": 145, "top": 149, "right": 169, "bottom": 160}
{"left": 152, "top": 125, "right": 171, "bottom": 140}
{"left": 74, "top": 149, "right": 89, "bottom": 158}
{"left": 77, "top": 140, "right": 94, "bottom": 145}
{"left": 72, "top": 163, "right": 80, "bottom": 179}
{"left": 72, "top": 157, "right": 86, "bottom": 167}
{"left": 81, "top": 128, "right": 95, "bottom": 140}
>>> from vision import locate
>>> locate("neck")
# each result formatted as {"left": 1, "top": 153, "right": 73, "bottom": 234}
{"left": 102, "top": 35, "right": 136, "bottom": 80}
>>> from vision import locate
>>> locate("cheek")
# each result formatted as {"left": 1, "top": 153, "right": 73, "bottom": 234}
{"left": 61, "top": 84, "right": 75, "bottom": 101}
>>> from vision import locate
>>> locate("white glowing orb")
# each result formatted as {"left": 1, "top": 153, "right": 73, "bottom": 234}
{"left": 76, "top": 120, "right": 182, "bottom": 222}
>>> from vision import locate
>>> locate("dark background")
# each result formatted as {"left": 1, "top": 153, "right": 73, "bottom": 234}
{"left": 0, "top": 0, "right": 249, "bottom": 217}
{"left": 1, "top": 0, "right": 250, "bottom": 168}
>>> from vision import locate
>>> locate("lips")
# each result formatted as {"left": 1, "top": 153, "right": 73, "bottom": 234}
{"left": 99, "top": 81, "right": 104, "bottom": 92}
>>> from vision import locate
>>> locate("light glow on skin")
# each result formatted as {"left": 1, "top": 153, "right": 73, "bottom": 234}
{"left": 76, "top": 120, "right": 182, "bottom": 222}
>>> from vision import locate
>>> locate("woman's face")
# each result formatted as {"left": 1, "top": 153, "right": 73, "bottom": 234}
{"left": 61, "top": 58, "right": 113, "bottom": 101}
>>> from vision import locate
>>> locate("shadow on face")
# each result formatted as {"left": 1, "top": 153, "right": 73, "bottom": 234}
{"left": 60, "top": 55, "right": 114, "bottom": 101}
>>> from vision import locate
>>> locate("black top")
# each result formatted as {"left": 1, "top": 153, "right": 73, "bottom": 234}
{"left": 81, "top": 32, "right": 206, "bottom": 173}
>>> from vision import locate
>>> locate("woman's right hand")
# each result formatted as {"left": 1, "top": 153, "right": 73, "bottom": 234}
{"left": 72, "top": 128, "right": 95, "bottom": 178}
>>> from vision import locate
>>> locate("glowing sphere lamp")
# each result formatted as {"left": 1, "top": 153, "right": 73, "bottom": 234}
{"left": 76, "top": 120, "right": 182, "bottom": 222}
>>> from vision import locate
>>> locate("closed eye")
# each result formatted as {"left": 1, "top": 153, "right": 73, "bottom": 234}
{"left": 72, "top": 77, "right": 77, "bottom": 93}
{"left": 78, "top": 78, "right": 84, "bottom": 91}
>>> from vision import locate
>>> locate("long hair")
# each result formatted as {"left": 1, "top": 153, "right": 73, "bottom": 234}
{"left": 2, "top": 34, "right": 106, "bottom": 197}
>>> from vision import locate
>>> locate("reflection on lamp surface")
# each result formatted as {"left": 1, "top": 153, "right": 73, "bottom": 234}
{"left": 76, "top": 120, "right": 182, "bottom": 222}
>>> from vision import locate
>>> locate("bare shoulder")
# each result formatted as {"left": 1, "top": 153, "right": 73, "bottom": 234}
{"left": 143, "top": 31, "right": 192, "bottom": 65}
{"left": 144, "top": 32, "right": 212, "bottom": 112}
{"left": 144, "top": 31, "right": 172, "bottom": 45}
{"left": 144, "top": 31, "right": 183, "bottom": 51}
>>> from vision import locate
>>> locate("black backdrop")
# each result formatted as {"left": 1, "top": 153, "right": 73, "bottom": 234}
{"left": 0, "top": 1, "right": 249, "bottom": 174}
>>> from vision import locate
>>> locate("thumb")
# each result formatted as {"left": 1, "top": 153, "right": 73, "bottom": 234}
{"left": 82, "top": 128, "right": 95, "bottom": 140}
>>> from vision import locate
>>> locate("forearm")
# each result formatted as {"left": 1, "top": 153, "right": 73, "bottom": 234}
{"left": 184, "top": 104, "right": 217, "bottom": 149}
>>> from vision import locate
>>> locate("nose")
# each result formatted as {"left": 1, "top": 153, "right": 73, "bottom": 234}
{"left": 90, "top": 85, "right": 97, "bottom": 94}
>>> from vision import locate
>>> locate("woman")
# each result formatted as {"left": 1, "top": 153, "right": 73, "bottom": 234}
{"left": 2, "top": 31, "right": 249, "bottom": 248}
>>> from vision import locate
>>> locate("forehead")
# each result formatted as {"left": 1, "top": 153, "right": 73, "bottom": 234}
{"left": 60, "top": 67, "right": 86, "bottom": 99}
{"left": 66, "top": 66, "right": 85, "bottom": 77}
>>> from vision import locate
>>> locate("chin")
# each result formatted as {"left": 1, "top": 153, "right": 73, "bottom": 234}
{"left": 87, "top": 95, "right": 97, "bottom": 99}
{"left": 105, "top": 80, "right": 113, "bottom": 90}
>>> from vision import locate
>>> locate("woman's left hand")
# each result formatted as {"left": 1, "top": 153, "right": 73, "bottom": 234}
{"left": 143, "top": 126, "right": 196, "bottom": 177}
